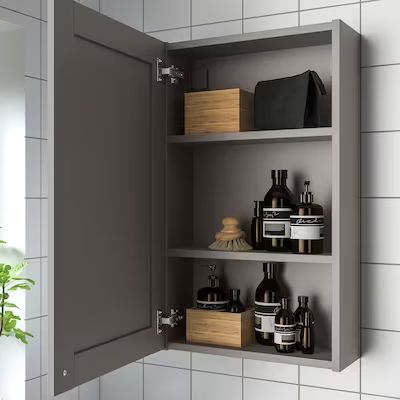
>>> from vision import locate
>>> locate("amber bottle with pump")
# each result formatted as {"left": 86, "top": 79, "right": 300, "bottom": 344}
{"left": 290, "top": 181, "right": 324, "bottom": 254}
{"left": 196, "top": 265, "right": 228, "bottom": 311}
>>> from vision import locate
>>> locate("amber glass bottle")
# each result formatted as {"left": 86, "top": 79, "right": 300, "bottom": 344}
{"left": 291, "top": 181, "right": 324, "bottom": 254}
{"left": 263, "top": 170, "right": 295, "bottom": 252}
{"left": 274, "top": 298, "right": 296, "bottom": 353}
{"left": 255, "top": 263, "right": 281, "bottom": 346}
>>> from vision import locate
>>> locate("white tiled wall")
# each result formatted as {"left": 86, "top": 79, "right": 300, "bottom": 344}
{"left": 19, "top": 0, "right": 400, "bottom": 398}
{"left": 0, "top": 0, "right": 48, "bottom": 399}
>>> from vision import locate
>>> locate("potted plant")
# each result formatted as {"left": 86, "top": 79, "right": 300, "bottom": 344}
{"left": 0, "top": 239, "right": 35, "bottom": 400}
{"left": 0, "top": 240, "right": 35, "bottom": 343}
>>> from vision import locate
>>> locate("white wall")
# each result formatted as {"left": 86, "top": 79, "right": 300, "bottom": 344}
{"left": 51, "top": 0, "right": 400, "bottom": 399}
{"left": 0, "top": 25, "right": 26, "bottom": 400}
{"left": 0, "top": 1, "right": 48, "bottom": 399}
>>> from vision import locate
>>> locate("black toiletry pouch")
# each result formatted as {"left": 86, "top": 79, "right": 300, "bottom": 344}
{"left": 254, "top": 70, "right": 327, "bottom": 130}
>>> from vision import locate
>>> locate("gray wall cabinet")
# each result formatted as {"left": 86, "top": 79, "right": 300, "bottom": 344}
{"left": 54, "top": 0, "right": 359, "bottom": 394}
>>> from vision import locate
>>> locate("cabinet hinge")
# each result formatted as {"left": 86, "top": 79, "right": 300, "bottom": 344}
{"left": 157, "top": 309, "right": 184, "bottom": 334}
{"left": 157, "top": 58, "right": 184, "bottom": 84}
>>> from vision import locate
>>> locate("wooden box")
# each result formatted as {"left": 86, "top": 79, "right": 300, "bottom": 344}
{"left": 184, "top": 88, "right": 253, "bottom": 135}
{"left": 186, "top": 308, "right": 254, "bottom": 348}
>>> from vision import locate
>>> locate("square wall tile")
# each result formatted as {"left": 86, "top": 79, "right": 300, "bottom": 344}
{"left": 362, "top": 65, "right": 400, "bottom": 132}
{"left": 26, "top": 318, "right": 41, "bottom": 380}
{"left": 192, "top": 0, "right": 242, "bottom": 25}
{"left": 26, "top": 77, "right": 41, "bottom": 139}
{"left": 145, "top": 364, "right": 190, "bottom": 400}
{"left": 144, "top": 350, "right": 190, "bottom": 369}
{"left": 192, "top": 20, "right": 242, "bottom": 40}
{"left": 361, "top": 199, "right": 400, "bottom": 264}
{"left": 26, "top": 138, "right": 41, "bottom": 198}
{"left": 362, "top": 264, "right": 400, "bottom": 331}
{"left": 101, "top": 0, "right": 143, "bottom": 31}
{"left": 362, "top": 0, "right": 400, "bottom": 67}
{"left": 101, "top": 362, "right": 143, "bottom": 400}
{"left": 244, "top": 0, "right": 298, "bottom": 18}
{"left": 41, "top": 139, "right": 48, "bottom": 197}
{"left": 362, "top": 396, "right": 394, "bottom": 400}
{"left": 144, "top": 0, "right": 190, "bottom": 32}
{"left": 361, "top": 329, "right": 400, "bottom": 398}
{"left": 41, "top": 375, "right": 48, "bottom": 400}
{"left": 148, "top": 28, "right": 190, "bottom": 43}
{"left": 0, "top": 8, "right": 41, "bottom": 78}
{"left": 41, "top": 258, "right": 48, "bottom": 315}
{"left": 300, "top": 386, "right": 359, "bottom": 400}
{"left": 25, "top": 259, "right": 41, "bottom": 319}
{"left": 300, "top": 360, "right": 360, "bottom": 392}
{"left": 193, "top": 371, "right": 241, "bottom": 400}
{"left": 41, "top": 22, "right": 47, "bottom": 80}
{"left": 55, "top": 387, "right": 79, "bottom": 400}
{"left": 79, "top": 378, "right": 100, "bottom": 400}
{"left": 80, "top": 0, "right": 100, "bottom": 12}
{"left": 244, "top": 359, "right": 298, "bottom": 384}
{"left": 361, "top": 132, "right": 400, "bottom": 197}
{"left": 41, "top": 199, "right": 48, "bottom": 257}
{"left": 301, "top": 0, "right": 356, "bottom": 10}
{"left": 26, "top": 199, "right": 41, "bottom": 258}
{"left": 244, "top": 13, "right": 298, "bottom": 34}
{"left": 41, "top": 316, "right": 48, "bottom": 375}
{"left": 26, "top": 377, "right": 41, "bottom": 400}
{"left": 192, "top": 353, "right": 242, "bottom": 376}
{"left": 41, "top": 81, "right": 48, "bottom": 139}
{"left": 244, "top": 378, "right": 297, "bottom": 400}
{"left": 0, "top": 0, "right": 41, "bottom": 19}
{"left": 300, "top": 4, "right": 360, "bottom": 33}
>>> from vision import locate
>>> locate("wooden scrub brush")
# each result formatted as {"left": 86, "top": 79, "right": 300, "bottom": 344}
{"left": 209, "top": 217, "right": 252, "bottom": 252}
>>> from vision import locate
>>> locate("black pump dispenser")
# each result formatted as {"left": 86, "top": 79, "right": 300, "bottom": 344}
{"left": 196, "top": 265, "right": 228, "bottom": 311}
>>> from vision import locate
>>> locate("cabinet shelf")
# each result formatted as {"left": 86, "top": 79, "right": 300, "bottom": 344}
{"left": 168, "top": 127, "right": 333, "bottom": 145}
{"left": 168, "top": 247, "right": 333, "bottom": 264}
{"left": 168, "top": 339, "right": 332, "bottom": 369}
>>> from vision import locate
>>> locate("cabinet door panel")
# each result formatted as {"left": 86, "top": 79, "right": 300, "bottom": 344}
{"left": 54, "top": 1, "right": 166, "bottom": 394}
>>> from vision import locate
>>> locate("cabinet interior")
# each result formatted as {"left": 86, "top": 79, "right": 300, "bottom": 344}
{"left": 165, "top": 33, "right": 336, "bottom": 366}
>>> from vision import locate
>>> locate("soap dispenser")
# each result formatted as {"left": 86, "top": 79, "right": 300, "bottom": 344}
{"left": 290, "top": 181, "right": 324, "bottom": 254}
{"left": 196, "top": 265, "right": 229, "bottom": 311}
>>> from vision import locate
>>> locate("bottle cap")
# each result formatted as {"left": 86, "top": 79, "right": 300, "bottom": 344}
{"left": 300, "top": 181, "right": 314, "bottom": 204}
{"left": 271, "top": 170, "right": 288, "bottom": 180}
{"left": 263, "top": 262, "right": 276, "bottom": 274}
{"left": 254, "top": 201, "right": 264, "bottom": 217}
{"left": 281, "top": 297, "right": 289, "bottom": 309}
{"left": 208, "top": 265, "right": 221, "bottom": 288}
{"left": 298, "top": 296, "right": 309, "bottom": 306}
{"left": 231, "top": 288, "right": 240, "bottom": 300}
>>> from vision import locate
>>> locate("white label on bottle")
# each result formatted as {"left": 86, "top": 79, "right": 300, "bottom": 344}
{"left": 274, "top": 323, "right": 296, "bottom": 345}
{"left": 290, "top": 215, "right": 324, "bottom": 240}
{"left": 254, "top": 301, "right": 281, "bottom": 333}
{"left": 263, "top": 208, "right": 292, "bottom": 239}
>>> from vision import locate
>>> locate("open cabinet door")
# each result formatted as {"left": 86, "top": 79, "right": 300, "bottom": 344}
{"left": 54, "top": 1, "right": 166, "bottom": 394}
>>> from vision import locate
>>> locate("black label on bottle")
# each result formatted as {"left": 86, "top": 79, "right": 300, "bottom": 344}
{"left": 263, "top": 208, "right": 292, "bottom": 239}
{"left": 254, "top": 301, "right": 281, "bottom": 333}
{"left": 274, "top": 323, "right": 296, "bottom": 345}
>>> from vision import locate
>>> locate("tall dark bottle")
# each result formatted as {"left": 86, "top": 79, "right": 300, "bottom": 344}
{"left": 251, "top": 201, "right": 264, "bottom": 250}
{"left": 263, "top": 170, "right": 295, "bottom": 252}
{"left": 301, "top": 311, "right": 315, "bottom": 354}
{"left": 274, "top": 298, "right": 296, "bottom": 353}
{"left": 294, "top": 296, "right": 315, "bottom": 350}
{"left": 255, "top": 263, "right": 281, "bottom": 346}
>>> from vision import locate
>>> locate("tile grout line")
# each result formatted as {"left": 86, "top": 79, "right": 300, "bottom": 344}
{"left": 298, "top": 365, "right": 300, "bottom": 400}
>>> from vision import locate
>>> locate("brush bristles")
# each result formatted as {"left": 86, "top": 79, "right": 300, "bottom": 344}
{"left": 209, "top": 238, "right": 252, "bottom": 252}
